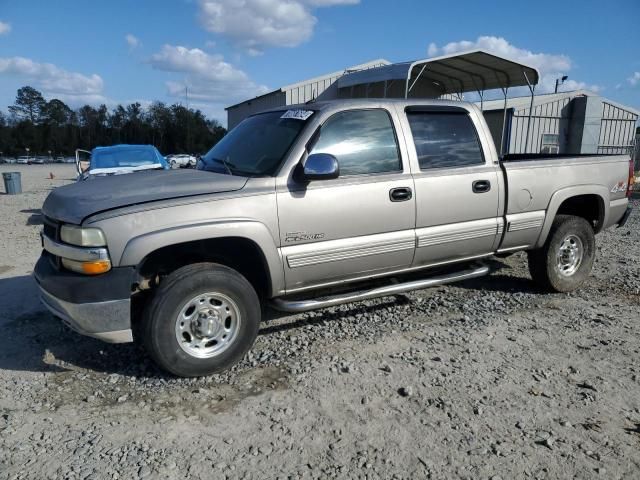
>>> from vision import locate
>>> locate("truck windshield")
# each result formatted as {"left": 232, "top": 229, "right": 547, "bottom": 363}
{"left": 199, "top": 110, "right": 312, "bottom": 176}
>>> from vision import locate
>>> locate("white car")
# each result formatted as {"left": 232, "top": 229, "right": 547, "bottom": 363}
{"left": 16, "top": 156, "right": 31, "bottom": 164}
{"left": 167, "top": 154, "right": 197, "bottom": 169}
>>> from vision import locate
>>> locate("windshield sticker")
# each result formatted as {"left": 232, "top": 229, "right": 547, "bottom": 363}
{"left": 281, "top": 109, "right": 314, "bottom": 121}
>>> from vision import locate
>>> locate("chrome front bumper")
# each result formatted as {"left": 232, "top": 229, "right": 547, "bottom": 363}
{"left": 39, "top": 285, "right": 133, "bottom": 343}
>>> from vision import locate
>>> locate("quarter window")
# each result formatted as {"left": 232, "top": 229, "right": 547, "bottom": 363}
{"left": 309, "top": 109, "right": 401, "bottom": 176}
{"left": 407, "top": 112, "right": 484, "bottom": 169}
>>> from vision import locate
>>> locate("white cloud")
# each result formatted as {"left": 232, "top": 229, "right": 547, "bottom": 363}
{"left": 198, "top": 0, "right": 359, "bottom": 54}
{"left": 0, "top": 56, "right": 106, "bottom": 104}
{"left": 125, "top": 33, "right": 140, "bottom": 49}
{"left": 148, "top": 44, "right": 269, "bottom": 120}
{"left": 427, "top": 36, "right": 601, "bottom": 94}
{"left": 0, "top": 21, "right": 11, "bottom": 36}
{"left": 628, "top": 72, "right": 640, "bottom": 86}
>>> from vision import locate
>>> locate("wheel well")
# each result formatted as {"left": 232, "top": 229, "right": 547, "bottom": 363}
{"left": 555, "top": 194, "right": 605, "bottom": 232}
{"left": 136, "top": 237, "right": 272, "bottom": 300}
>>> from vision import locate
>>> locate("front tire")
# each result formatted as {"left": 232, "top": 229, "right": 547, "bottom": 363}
{"left": 142, "top": 263, "right": 261, "bottom": 377}
{"left": 527, "top": 214, "right": 596, "bottom": 293}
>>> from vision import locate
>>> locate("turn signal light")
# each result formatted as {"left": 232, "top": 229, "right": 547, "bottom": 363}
{"left": 61, "top": 258, "right": 111, "bottom": 275}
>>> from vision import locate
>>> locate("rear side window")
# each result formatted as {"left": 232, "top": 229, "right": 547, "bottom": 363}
{"left": 407, "top": 112, "right": 484, "bottom": 170}
{"left": 309, "top": 109, "right": 401, "bottom": 176}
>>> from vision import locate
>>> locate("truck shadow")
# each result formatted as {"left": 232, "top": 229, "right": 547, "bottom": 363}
{"left": 0, "top": 263, "right": 540, "bottom": 376}
{"left": 455, "top": 273, "right": 540, "bottom": 294}
{"left": 20, "top": 208, "right": 43, "bottom": 226}
{"left": 0, "top": 275, "right": 164, "bottom": 377}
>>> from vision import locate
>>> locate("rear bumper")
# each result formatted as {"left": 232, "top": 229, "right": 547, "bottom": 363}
{"left": 617, "top": 205, "right": 633, "bottom": 228}
{"left": 34, "top": 253, "right": 134, "bottom": 343}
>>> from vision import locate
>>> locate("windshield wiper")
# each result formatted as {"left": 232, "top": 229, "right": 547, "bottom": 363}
{"left": 208, "top": 157, "right": 234, "bottom": 175}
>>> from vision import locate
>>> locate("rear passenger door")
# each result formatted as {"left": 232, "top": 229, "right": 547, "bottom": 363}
{"left": 399, "top": 106, "right": 501, "bottom": 267}
{"left": 277, "top": 108, "right": 416, "bottom": 292}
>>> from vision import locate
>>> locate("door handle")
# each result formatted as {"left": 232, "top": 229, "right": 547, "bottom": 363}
{"left": 472, "top": 180, "right": 491, "bottom": 193}
{"left": 389, "top": 187, "right": 412, "bottom": 202}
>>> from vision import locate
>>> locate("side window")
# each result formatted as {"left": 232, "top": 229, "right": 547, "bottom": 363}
{"left": 309, "top": 109, "right": 401, "bottom": 176}
{"left": 407, "top": 112, "right": 484, "bottom": 170}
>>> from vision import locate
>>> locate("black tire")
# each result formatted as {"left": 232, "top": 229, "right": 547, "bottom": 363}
{"left": 142, "top": 263, "right": 261, "bottom": 377}
{"left": 527, "top": 214, "right": 596, "bottom": 293}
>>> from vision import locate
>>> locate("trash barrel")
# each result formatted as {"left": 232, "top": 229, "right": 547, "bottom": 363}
{"left": 2, "top": 172, "right": 22, "bottom": 195}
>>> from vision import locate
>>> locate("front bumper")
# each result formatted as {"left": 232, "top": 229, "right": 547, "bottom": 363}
{"left": 38, "top": 286, "right": 133, "bottom": 343}
{"left": 34, "top": 254, "right": 134, "bottom": 343}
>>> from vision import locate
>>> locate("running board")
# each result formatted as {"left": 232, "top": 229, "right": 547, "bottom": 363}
{"left": 270, "top": 263, "right": 490, "bottom": 313}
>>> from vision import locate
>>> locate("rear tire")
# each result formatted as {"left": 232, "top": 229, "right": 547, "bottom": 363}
{"left": 527, "top": 214, "right": 596, "bottom": 293}
{"left": 142, "top": 263, "right": 261, "bottom": 377}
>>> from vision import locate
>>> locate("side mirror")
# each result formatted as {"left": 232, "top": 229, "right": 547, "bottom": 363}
{"left": 302, "top": 153, "right": 339, "bottom": 181}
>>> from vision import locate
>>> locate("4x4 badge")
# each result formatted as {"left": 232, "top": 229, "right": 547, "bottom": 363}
{"left": 611, "top": 181, "right": 627, "bottom": 193}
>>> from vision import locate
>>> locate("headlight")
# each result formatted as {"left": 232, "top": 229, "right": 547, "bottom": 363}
{"left": 60, "top": 225, "right": 107, "bottom": 247}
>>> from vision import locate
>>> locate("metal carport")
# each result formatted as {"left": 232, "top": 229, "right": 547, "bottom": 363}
{"left": 336, "top": 50, "right": 541, "bottom": 153}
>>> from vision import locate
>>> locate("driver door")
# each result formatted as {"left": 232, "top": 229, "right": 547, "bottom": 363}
{"left": 277, "top": 108, "right": 416, "bottom": 293}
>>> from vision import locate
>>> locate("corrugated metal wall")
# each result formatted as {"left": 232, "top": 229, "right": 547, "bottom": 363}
{"left": 285, "top": 75, "right": 341, "bottom": 104}
{"left": 507, "top": 96, "right": 638, "bottom": 155}
{"left": 226, "top": 91, "right": 286, "bottom": 129}
{"left": 598, "top": 102, "right": 638, "bottom": 154}
{"left": 509, "top": 97, "right": 572, "bottom": 154}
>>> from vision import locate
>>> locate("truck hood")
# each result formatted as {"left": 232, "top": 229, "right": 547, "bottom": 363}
{"left": 43, "top": 169, "right": 248, "bottom": 224}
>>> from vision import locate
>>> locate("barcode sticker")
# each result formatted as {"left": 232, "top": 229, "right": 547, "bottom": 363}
{"left": 281, "top": 109, "right": 314, "bottom": 120}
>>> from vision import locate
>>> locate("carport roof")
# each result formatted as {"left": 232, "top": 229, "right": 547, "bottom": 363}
{"left": 336, "top": 49, "right": 540, "bottom": 96}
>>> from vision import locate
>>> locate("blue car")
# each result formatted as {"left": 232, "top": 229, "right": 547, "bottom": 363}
{"left": 76, "top": 144, "right": 169, "bottom": 180}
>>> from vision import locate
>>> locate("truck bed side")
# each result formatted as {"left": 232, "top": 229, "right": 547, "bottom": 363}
{"left": 499, "top": 155, "right": 630, "bottom": 251}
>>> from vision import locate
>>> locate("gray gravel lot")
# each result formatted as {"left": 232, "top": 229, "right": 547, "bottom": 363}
{"left": 1, "top": 164, "right": 639, "bottom": 479}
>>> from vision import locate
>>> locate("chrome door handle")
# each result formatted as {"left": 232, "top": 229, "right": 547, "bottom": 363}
{"left": 472, "top": 180, "right": 491, "bottom": 193}
{"left": 389, "top": 187, "right": 413, "bottom": 202}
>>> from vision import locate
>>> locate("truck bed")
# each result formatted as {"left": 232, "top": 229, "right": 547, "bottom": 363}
{"left": 497, "top": 154, "right": 630, "bottom": 251}
{"left": 502, "top": 153, "right": 629, "bottom": 162}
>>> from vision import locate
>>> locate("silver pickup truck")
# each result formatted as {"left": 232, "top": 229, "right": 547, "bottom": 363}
{"left": 35, "top": 99, "right": 634, "bottom": 377}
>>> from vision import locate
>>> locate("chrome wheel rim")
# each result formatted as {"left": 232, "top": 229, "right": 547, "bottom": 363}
{"left": 174, "top": 292, "right": 241, "bottom": 359}
{"left": 556, "top": 234, "right": 584, "bottom": 277}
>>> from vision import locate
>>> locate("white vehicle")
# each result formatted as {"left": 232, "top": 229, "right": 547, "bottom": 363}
{"left": 166, "top": 154, "right": 197, "bottom": 169}
{"left": 16, "top": 156, "right": 32, "bottom": 164}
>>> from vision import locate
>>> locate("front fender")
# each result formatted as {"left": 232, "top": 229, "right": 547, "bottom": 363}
{"left": 535, "top": 185, "right": 609, "bottom": 248}
{"left": 119, "top": 219, "right": 285, "bottom": 296}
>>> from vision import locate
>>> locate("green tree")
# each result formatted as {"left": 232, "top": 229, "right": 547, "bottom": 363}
{"left": 42, "top": 99, "right": 72, "bottom": 126}
{"left": 0, "top": 85, "right": 227, "bottom": 156}
{"left": 8, "top": 86, "right": 46, "bottom": 123}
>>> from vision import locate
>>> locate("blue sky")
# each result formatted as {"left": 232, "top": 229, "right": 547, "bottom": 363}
{"left": 1, "top": 0, "right": 639, "bottom": 125}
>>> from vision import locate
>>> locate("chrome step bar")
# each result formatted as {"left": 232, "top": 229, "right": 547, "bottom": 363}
{"left": 271, "top": 263, "right": 490, "bottom": 313}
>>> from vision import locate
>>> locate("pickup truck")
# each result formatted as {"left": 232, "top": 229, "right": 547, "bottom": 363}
{"left": 34, "top": 99, "right": 634, "bottom": 377}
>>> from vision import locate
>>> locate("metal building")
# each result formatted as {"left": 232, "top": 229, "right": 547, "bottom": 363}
{"left": 225, "top": 51, "right": 638, "bottom": 158}
{"left": 225, "top": 59, "right": 390, "bottom": 129}
{"left": 481, "top": 90, "right": 639, "bottom": 156}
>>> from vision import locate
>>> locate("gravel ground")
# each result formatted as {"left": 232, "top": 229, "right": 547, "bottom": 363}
{"left": 1, "top": 164, "right": 639, "bottom": 479}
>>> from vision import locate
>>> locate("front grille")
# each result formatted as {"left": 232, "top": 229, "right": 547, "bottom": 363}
{"left": 42, "top": 216, "right": 62, "bottom": 269}
{"left": 43, "top": 216, "right": 60, "bottom": 241}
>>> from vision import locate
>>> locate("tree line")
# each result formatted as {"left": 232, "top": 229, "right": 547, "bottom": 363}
{"left": 0, "top": 86, "right": 227, "bottom": 157}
